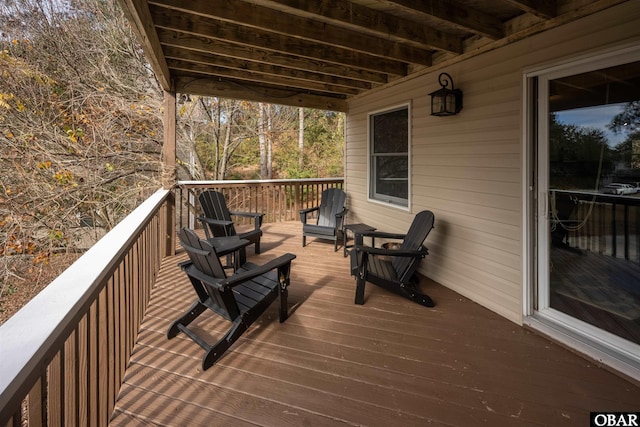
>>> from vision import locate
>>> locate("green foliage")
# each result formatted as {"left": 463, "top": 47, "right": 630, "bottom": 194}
{"left": 609, "top": 101, "right": 640, "bottom": 168}
{"left": 178, "top": 101, "right": 344, "bottom": 180}
{"left": 272, "top": 108, "right": 344, "bottom": 179}
{"left": 0, "top": 0, "right": 163, "bottom": 280}
{"left": 549, "top": 113, "right": 613, "bottom": 189}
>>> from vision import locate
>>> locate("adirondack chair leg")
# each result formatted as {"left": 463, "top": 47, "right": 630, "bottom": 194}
{"left": 202, "top": 317, "right": 249, "bottom": 370}
{"left": 277, "top": 264, "right": 292, "bottom": 322}
{"left": 167, "top": 301, "right": 208, "bottom": 339}
{"left": 355, "top": 276, "right": 366, "bottom": 305}
{"left": 237, "top": 247, "right": 247, "bottom": 268}
{"left": 254, "top": 241, "right": 261, "bottom": 254}
{"left": 399, "top": 284, "right": 435, "bottom": 308}
{"left": 224, "top": 254, "right": 234, "bottom": 269}
{"left": 302, "top": 235, "right": 306, "bottom": 247}
{"left": 354, "top": 251, "right": 367, "bottom": 304}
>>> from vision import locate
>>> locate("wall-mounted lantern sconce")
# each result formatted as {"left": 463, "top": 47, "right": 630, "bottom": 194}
{"left": 429, "top": 72, "right": 463, "bottom": 116}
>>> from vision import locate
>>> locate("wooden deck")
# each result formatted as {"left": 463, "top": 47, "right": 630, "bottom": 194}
{"left": 551, "top": 245, "right": 640, "bottom": 345}
{"left": 110, "top": 222, "right": 639, "bottom": 427}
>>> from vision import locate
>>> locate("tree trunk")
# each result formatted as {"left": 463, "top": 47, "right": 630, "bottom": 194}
{"left": 214, "top": 98, "right": 221, "bottom": 179}
{"left": 267, "top": 104, "right": 273, "bottom": 179}
{"left": 219, "top": 115, "right": 232, "bottom": 180}
{"left": 298, "top": 107, "right": 304, "bottom": 169}
{"left": 258, "top": 103, "right": 268, "bottom": 179}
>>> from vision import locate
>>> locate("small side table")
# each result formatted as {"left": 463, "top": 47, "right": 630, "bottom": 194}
{"left": 343, "top": 223, "right": 376, "bottom": 257}
{"left": 205, "top": 236, "right": 251, "bottom": 270}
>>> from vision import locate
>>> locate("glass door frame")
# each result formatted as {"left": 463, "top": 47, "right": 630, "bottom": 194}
{"left": 522, "top": 42, "right": 640, "bottom": 379}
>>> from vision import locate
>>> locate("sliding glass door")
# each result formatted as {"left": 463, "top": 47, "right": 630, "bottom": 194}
{"left": 536, "top": 54, "right": 640, "bottom": 347}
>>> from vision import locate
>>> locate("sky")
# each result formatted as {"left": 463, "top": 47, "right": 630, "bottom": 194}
{"left": 555, "top": 103, "right": 628, "bottom": 147}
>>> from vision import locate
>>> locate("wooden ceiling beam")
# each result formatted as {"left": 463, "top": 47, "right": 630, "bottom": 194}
{"left": 164, "top": 46, "right": 373, "bottom": 92}
{"left": 150, "top": 6, "right": 409, "bottom": 76}
{"left": 165, "top": 56, "right": 366, "bottom": 96}
{"left": 120, "top": 0, "right": 615, "bottom": 111}
{"left": 250, "top": 0, "right": 463, "bottom": 52}
{"left": 116, "top": 0, "right": 172, "bottom": 90}
{"left": 150, "top": 0, "right": 436, "bottom": 65}
{"left": 156, "top": 28, "right": 389, "bottom": 85}
{"left": 174, "top": 75, "right": 348, "bottom": 111}
{"left": 169, "top": 60, "right": 360, "bottom": 96}
{"left": 502, "top": 0, "right": 557, "bottom": 19}
{"left": 379, "top": 0, "right": 505, "bottom": 40}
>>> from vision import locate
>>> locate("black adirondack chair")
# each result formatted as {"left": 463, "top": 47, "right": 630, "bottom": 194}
{"left": 299, "top": 188, "right": 348, "bottom": 251}
{"left": 198, "top": 190, "right": 264, "bottom": 254}
{"left": 351, "top": 210, "right": 435, "bottom": 307}
{"left": 168, "top": 228, "right": 296, "bottom": 370}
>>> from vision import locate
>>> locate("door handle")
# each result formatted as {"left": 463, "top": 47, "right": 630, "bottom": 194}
{"left": 539, "top": 191, "right": 548, "bottom": 219}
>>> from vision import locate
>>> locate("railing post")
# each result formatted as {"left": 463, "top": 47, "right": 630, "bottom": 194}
{"left": 294, "top": 181, "right": 301, "bottom": 219}
{"left": 624, "top": 204, "right": 629, "bottom": 260}
{"left": 611, "top": 202, "right": 617, "bottom": 258}
{"left": 166, "top": 190, "right": 176, "bottom": 256}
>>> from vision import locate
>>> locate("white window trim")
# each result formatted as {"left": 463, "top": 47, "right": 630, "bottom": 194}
{"left": 366, "top": 102, "right": 411, "bottom": 211}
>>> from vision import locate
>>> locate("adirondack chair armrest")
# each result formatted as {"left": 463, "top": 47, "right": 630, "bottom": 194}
{"left": 178, "top": 260, "right": 193, "bottom": 270}
{"left": 355, "top": 244, "right": 428, "bottom": 258}
{"left": 299, "top": 206, "right": 319, "bottom": 223}
{"left": 197, "top": 215, "right": 234, "bottom": 228}
{"left": 356, "top": 230, "right": 406, "bottom": 240}
{"left": 179, "top": 263, "right": 227, "bottom": 291}
{"left": 335, "top": 207, "right": 348, "bottom": 218}
{"left": 230, "top": 210, "right": 264, "bottom": 227}
{"left": 222, "top": 253, "right": 297, "bottom": 287}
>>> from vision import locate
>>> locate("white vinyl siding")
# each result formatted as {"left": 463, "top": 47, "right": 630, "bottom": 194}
{"left": 344, "top": 1, "right": 640, "bottom": 324}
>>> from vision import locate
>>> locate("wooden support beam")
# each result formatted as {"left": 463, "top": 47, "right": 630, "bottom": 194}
{"left": 503, "top": 0, "right": 557, "bottom": 19}
{"left": 116, "top": 0, "right": 172, "bottom": 90}
{"left": 254, "top": 0, "right": 463, "bottom": 52}
{"left": 162, "top": 90, "right": 176, "bottom": 188}
{"left": 167, "top": 59, "right": 362, "bottom": 96}
{"left": 150, "top": 6, "right": 409, "bottom": 76}
{"left": 380, "top": 0, "right": 505, "bottom": 40}
{"left": 157, "top": 27, "right": 389, "bottom": 84}
{"left": 162, "top": 45, "right": 372, "bottom": 90}
{"left": 174, "top": 76, "right": 348, "bottom": 112}
{"left": 151, "top": 0, "right": 437, "bottom": 64}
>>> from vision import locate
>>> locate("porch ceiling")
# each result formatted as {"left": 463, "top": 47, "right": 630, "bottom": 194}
{"left": 118, "top": 0, "right": 628, "bottom": 111}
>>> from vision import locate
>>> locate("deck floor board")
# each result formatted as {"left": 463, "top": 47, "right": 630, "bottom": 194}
{"left": 110, "top": 222, "right": 640, "bottom": 426}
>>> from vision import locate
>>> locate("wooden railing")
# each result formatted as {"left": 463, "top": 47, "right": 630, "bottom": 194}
{"left": 176, "top": 178, "right": 344, "bottom": 230}
{"left": 0, "top": 178, "right": 343, "bottom": 426}
{"left": 0, "top": 189, "right": 174, "bottom": 426}
{"left": 551, "top": 190, "right": 640, "bottom": 262}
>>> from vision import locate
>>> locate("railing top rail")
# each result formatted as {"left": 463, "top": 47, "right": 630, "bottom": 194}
{"left": 551, "top": 189, "right": 640, "bottom": 206}
{"left": 177, "top": 177, "right": 344, "bottom": 186}
{"left": 0, "top": 188, "right": 171, "bottom": 420}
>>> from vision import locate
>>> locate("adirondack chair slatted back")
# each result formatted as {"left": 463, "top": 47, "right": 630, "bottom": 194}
{"left": 199, "top": 190, "right": 235, "bottom": 237}
{"left": 179, "top": 228, "right": 228, "bottom": 279}
{"left": 177, "top": 228, "right": 240, "bottom": 319}
{"left": 392, "top": 210, "right": 434, "bottom": 282}
{"left": 316, "top": 188, "right": 346, "bottom": 228}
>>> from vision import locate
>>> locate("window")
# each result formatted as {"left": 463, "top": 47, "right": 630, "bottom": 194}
{"left": 369, "top": 104, "right": 410, "bottom": 207}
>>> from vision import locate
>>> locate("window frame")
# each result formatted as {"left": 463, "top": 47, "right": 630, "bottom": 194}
{"left": 367, "top": 103, "right": 411, "bottom": 209}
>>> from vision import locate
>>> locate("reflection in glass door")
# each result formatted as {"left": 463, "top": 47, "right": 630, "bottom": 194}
{"left": 538, "top": 59, "right": 640, "bottom": 346}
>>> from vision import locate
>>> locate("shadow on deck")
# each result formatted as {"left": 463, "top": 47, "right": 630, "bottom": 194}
{"left": 110, "top": 222, "right": 639, "bottom": 426}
